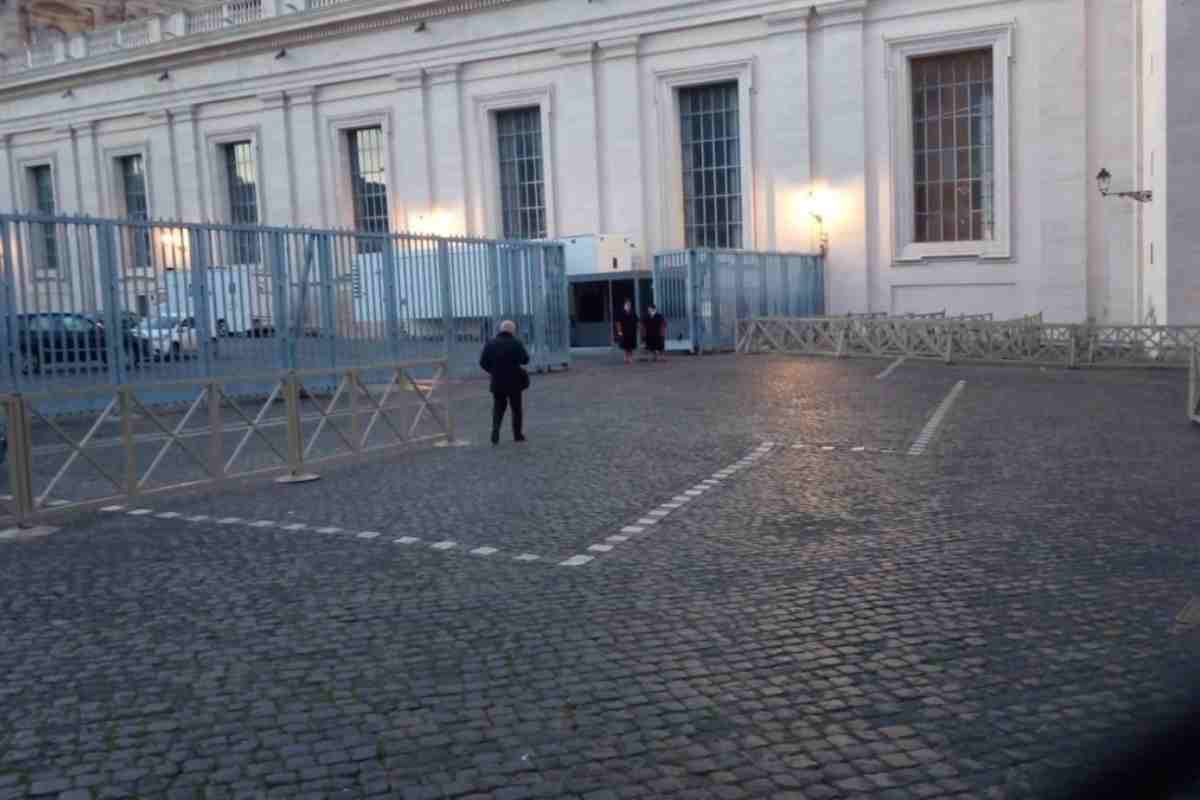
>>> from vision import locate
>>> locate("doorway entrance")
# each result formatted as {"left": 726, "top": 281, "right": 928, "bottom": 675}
{"left": 569, "top": 276, "right": 653, "bottom": 347}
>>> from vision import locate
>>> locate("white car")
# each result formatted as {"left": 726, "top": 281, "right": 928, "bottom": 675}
{"left": 135, "top": 316, "right": 199, "bottom": 361}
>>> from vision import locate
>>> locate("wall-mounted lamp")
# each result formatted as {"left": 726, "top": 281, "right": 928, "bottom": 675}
{"left": 806, "top": 192, "right": 830, "bottom": 255}
{"left": 413, "top": 20, "right": 427, "bottom": 32}
{"left": 1096, "top": 168, "right": 1152, "bottom": 203}
{"left": 284, "top": 2, "right": 299, "bottom": 9}
{"left": 157, "top": 70, "right": 170, "bottom": 81}
{"left": 274, "top": 48, "right": 287, "bottom": 59}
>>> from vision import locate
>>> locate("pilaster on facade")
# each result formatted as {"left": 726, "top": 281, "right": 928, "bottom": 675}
{"left": 258, "top": 91, "right": 293, "bottom": 225}
{"left": 167, "top": 104, "right": 204, "bottom": 223}
{"left": 762, "top": 7, "right": 813, "bottom": 251}
{"left": 0, "top": 133, "right": 15, "bottom": 216}
{"left": 425, "top": 62, "right": 468, "bottom": 235}
{"left": 392, "top": 67, "right": 432, "bottom": 232}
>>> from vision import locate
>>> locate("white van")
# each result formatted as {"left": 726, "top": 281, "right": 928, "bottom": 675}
{"left": 158, "top": 266, "right": 274, "bottom": 337}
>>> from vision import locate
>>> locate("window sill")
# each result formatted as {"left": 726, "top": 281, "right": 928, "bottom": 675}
{"left": 894, "top": 241, "right": 1011, "bottom": 265}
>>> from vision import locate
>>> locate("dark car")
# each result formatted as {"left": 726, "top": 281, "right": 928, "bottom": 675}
{"left": 15, "top": 313, "right": 146, "bottom": 375}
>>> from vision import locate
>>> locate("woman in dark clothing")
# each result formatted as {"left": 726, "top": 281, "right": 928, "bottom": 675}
{"left": 615, "top": 299, "right": 639, "bottom": 365}
{"left": 642, "top": 303, "right": 667, "bottom": 362}
{"left": 479, "top": 320, "right": 531, "bottom": 445}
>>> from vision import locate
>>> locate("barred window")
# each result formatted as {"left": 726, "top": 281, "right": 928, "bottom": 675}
{"left": 118, "top": 154, "right": 152, "bottom": 268}
{"left": 348, "top": 127, "right": 389, "bottom": 253}
{"left": 497, "top": 107, "right": 546, "bottom": 240}
{"left": 912, "top": 49, "right": 994, "bottom": 243}
{"left": 224, "top": 141, "right": 260, "bottom": 263}
{"left": 28, "top": 165, "right": 58, "bottom": 270}
{"left": 680, "top": 82, "right": 742, "bottom": 250}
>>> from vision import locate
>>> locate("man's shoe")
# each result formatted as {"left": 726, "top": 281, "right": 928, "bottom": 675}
{"left": 491, "top": 430, "right": 500, "bottom": 445}
{"left": 514, "top": 434, "right": 526, "bottom": 442}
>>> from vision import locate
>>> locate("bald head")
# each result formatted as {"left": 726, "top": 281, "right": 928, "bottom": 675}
{"left": 500, "top": 320, "right": 516, "bottom": 334}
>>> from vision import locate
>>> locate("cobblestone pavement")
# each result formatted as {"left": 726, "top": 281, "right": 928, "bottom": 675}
{"left": 3, "top": 352, "right": 1200, "bottom": 799}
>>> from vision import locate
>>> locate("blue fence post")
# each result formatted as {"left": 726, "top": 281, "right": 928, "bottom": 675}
{"left": 487, "top": 242, "right": 501, "bottom": 340}
{"left": 381, "top": 236, "right": 402, "bottom": 364}
{"left": 189, "top": 227, "right": 215, "bottom": 378}
{"left": 316, "top": 233, "right": 336, "bottom": 370}
{"left": 685, "top": 249, "right": 699, "bottom": 354}
{"left": 97, "top": 221, "right": 125, "bottom": 384}
{"left": 438, "top": 238, "right": 453, "bottom": 364}
{"left": 556, "top": 246, "right": 570, "bottom": 364}
{"left": 0, "top": 219, "right": 18, "bottom": 390}
{"left": 780, "top": 255, "right": 792, "bottom": 317}
{"left": 269, "top": 231, "right": 291, "bottom": 372}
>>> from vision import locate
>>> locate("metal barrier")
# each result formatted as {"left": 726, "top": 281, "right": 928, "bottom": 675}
{"left": 1190, "top": 346, "right": 1200, "bottom": 424}
{"left": 652, "top": 248, "right": 824, "bottom": 353}
{"left": 738, "top": 317, "right": 1200, "bottom": 369}
{"left": 0, "top": 213, "right": 569, "bottom": 416}
{"left": 0, "top": 358, "right": 454, "bottom": 525}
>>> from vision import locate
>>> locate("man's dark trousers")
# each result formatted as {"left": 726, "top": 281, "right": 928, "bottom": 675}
{"left": 492, "top": 391, "right": 523, "bottom": 439}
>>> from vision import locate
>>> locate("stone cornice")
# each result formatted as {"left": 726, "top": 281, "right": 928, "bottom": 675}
{"left": 556, "top": 41, "right": 596, "bottom": 66}
{"left": 259, "top": 90, "right": 287, "bottom": 111}
{"left": 425, "top": 63, "right": 459, "bottom": 85}
{"left": 814, "top": 0, "right": 867, "bottom": 29}
{"left": 393, "top": 68, "right": 424, "bottom": 90}
{"left": 597, "top": 35, "right": 640, "bottom": 61}
{"left": 763, "top": 9, "right": 811, "bottom": 35}
{"left": 0, "top": 0, "right": 521, "bottom": 93}
{"left": 287, "top": 87, "right": 317, "bottom": 106}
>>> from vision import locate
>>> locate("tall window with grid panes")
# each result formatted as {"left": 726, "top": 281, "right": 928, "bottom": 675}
{"left": 348, "top": 127, "right": 389, "bottom": 253}
{"left": 911, "top": 49, "right": 994, "bottom": 244}
{"left": 679, "top": 82, "right": 742, "bottom": 250}
{"left": 28, "top": 165, "right": 58, "bottom": 271}
{"left": 118, "top": 154, "right": 152, "bottom": 268}
{"left": 224, "top": 141, "right": 260, "bottom": 263}
{"left": 496, "top": 107, "right": 546, "bottom": 240}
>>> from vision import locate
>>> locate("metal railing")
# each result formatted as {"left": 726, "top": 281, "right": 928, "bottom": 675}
{"left": 1190, "top": 346, "right": 1200, "bottom": 424}
{"left": 1, "top": 358, "right": 454, "bottom": 524}
{"left": 0, "top": 213, "right": 569, "bottom": 416}
{"left": 653, "top": 249, "right": 824, "bottom": 353}
{"left": 738, "top": 316, "right": 1200, "bottom": 369}
{"left": 1, "top": 0, "right": 522, "bottom": 79}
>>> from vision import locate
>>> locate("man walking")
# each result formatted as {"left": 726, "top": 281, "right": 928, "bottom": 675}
{"left": 480, "top": 320, "right": 531, "bottom": 445}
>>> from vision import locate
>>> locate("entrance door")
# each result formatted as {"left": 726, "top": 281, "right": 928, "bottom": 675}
{"left": 571, "top": 281, "right": 611, "bottom": 347}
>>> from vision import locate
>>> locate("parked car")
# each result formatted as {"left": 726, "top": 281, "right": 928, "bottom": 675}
{"left": 15, "top": 313, "right": 146, "bottom": 375}
{"left": 133, "top": 316, "right": 199, "bottom": 361}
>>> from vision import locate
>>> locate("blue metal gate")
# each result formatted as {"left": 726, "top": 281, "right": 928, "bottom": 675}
{"left": 652, "top": 248, "right": 825, "bottom": 352}
{"left": 0, "top": 213, "right": 570, "bottom": 416}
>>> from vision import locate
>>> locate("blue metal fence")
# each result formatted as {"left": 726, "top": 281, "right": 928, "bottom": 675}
{"left": 0, "top": 213, "right": 569, "bottom": 414}
{"left": 652, "top": 248, "right": 825, "bottom": 353}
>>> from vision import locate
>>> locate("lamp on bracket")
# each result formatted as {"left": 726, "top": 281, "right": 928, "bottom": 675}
{"left": 1096, "top": 168, "right": 1152, "bottom": 203}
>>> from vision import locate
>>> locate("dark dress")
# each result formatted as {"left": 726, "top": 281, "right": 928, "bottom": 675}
{"left": 643, "top": 312, "right": 666, "bottom": 353}
{"left": 616, "top": 308, "right": 639, "bottom": 352}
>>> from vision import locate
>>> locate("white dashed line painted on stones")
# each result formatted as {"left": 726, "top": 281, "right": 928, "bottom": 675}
{"left": 110, "top": 508, "right": 553, "bottom": 567}
{"left": 876, "top": 356, "right": 908, "bottom": 380}
{"left": 0, "top": 525, "right": 60, "bottom": 542}
{"left": 558, "top": 442, "right": 777, "bottom": 567}
{"left": 909, "top": 380, "right": 966, "bottom": 456}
